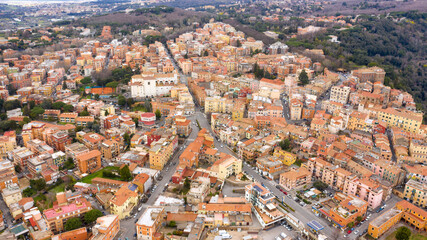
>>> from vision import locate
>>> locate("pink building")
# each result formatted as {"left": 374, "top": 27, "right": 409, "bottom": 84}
{"left": 343, "top": 177, "right": 383, "bottom": 210}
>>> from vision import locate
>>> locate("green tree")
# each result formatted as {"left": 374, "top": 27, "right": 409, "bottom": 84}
{"left": 395, "top": 226, "right": 411, "bottom": 240}
{"left": 118, "top": 95, "right": 126, "bottom": 106}
{"left": 94, "top": 94, "right": 100, "bottom": 100}
{"left": 313, "top": 181, "right": 328, "bottom": 191}
{"left": 298, "top": 69, "right": 309, "bottom": 86}
{"left": 203, "top": 50, "right": 209, "bottom": 56}
{"left": 80, "top": 77, "right": 92, "bottom": 85}
{"left": 347, "top": 221, "right": 354, "bottom": 228}
{"left": 52, "top": 101, "right": 66, "bottom": 110}
{"left": 236, "top": 39, "right": 242, "bottom": 47}
{"left": 155, "top": 109, "right": 161, "bottom": 120}
{"left": 119, "top": 165, "right": 132, "bottom": 181}
{"left": 64, "top": 217, "right": 82, "bottom": 231}
{"left": 168, "top": 220, "right": 177, "bottom": 227}
{"left": 30, "top": 179, "right": 46, "bottom": 191}
{"left": 30, "top": 106, "right": 45, "bottom": 119}
{"left": 356, "top": 216, "right": 363, "bottom": 222}
{"left": 63, "top": 104, "right": 74, "bottom": 112}
{"left": 123, "top": 132, "right": 130, "bottom": 146}
{"left": 106, "top": 81, "right": 119, "bottom": 89}
{"left": 84, "top": 209, "right": 103, "bottom": 224}
{"left": 79, "top": 107, "right": 90, "bottom": 116}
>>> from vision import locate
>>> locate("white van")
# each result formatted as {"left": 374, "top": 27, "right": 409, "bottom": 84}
{"left": 280, "top": 233, "right": 287, "bottom": 238}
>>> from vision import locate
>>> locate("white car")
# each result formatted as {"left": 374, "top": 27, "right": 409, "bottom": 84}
{"left": 354, "top": 230, "right": 359, "bottom": 235}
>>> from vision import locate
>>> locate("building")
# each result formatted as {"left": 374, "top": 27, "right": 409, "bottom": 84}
{"left": 90, "top": 215, "right": 120, "bottom": 240}
{"left": 313, "top": 193, "right": 368, "bottom": 229}
{"left": 109, "top": 183, "right": 139, "bottom": 219}
{"left": 129, "top": 73, "right": 178, "bottom": 98}
{"left": 43, "top": 194, "right": 92, "bottom": 233}
{"left": 149, "top": 135, "right": 178, "bottom": 170}
{"left": 256, "top": 156, "right": 285, "bottom": 180}
{"left": 139, "top": 113, "right": 156, "bottom": 126}
{"left": 65, "top": 143, "right": 89, "bottom": 160}
{"left": 1, "top": 184, "right": 22, "bottom": 207}
{"left": 52, "top": 227, "right": 87, "bottom": 240}
{"left": 100, "top": 140, "right": 121, "bottom": 161}
{"left": 368, "top": 208, "right": 403, "bottom": 239}
{"left": 290, "top": 99, "right": 303, "bottom": 120}
{"left": 59, "top": 113, "right": 78, "bottom": 123}
{"left": 273, "top": 148, "right": 297, "bottom": 166}
{"left": 377, "top": 108, "right": 423, "bottom": 134}
{"left": 136, "top": 207, "right": 165, "bottom": 240}
{"left": 330, "top": 85, "right": 350, "bottom": 104}
{"left": 368, "top": 200, "right": 427, "bottom": 238}
{"left": 409, "top": 139, "right": 427, "bottom": 163}
{"left": 0, "top": 131, "right": 17, "bottom": 157}
{"left": 402, "top": 179, "right": 426, "bottom": 208}
{"left": 0, "top": 160, "right": 18, "bottom": 190}
{"left": 352, "top": 67, "right": 385, "bottom": 83}
{"left": 76, "top": 150, "right": 102, "bottom": 174}
{"left": 209, "top": 155, "right": 242, "bottom": 180}
{"left": 245, "top": 182, "right": 286, "bottom": 229}
{"left": 279, "top": 167, "right": 312, "bottom": 191}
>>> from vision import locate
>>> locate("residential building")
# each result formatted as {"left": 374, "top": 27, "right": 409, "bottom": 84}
{"left": 256, "top": 156, "right": 285, "bottom": 180}
{"left": 403, "top": 179, "right": 426, "bottom": 208}
{"left": 273, "top": 147, "right": 297, "bottom": 166}
{"left": 209, "top": 155, "right": 242, "bottom": 180}
{"left": 352, "top": 67, "right": 385, "bottom": 83}
{"left": 330, "top": 85, "right": 350, "bottom": 104}
{"left": 65, "top": 143, "right": 89, "bottom": 160}
{"left": 377, "top": 108, "right": 423, "bottom": 134}
{"left": 149, "top": 135, "right": 178, "bottom": 170}
{"left": 396, "top": 200, "right": 426, "bottom": 231}
{"left": 313, "top": 193, "right": 368, "bottom": 229}
{"left": 368, "top": 208, "right": 403, "bottom": 239}
{"left": 1, "top": 184, "right": 22, "bottom": 207}
{"left": 76, "top": 150, "right": 102, "bottom": 174}
{"left": 290, "top": 99, "right": 303, "bottom": 120}
{"left": 90, "top": 215, "right": 120, "bottom": 240}
{"left": 0, "top": 131, "right": 17, "bottom": 157}
{"left": 279, "top": 167, "right": 312, "bottom": 191}
{"left": 0, "top": 160, "right": 18, "bottom": 190}
{"left": 245, "top": 182, "right": 286, "bottom": 228}
{"left": 43, "top": 194, "right": 92, "bottom": 232}
{"left": 100, "top": 140, "right": 121, "bottom": 161}
{"left": 136, "top": 207, "right": 165, "bottom": 240}
{"left": 109, "top": 183, "right": 139, "bottom": 219}
{"left": 59, "top": 113, "right": 78, "bottom": 123}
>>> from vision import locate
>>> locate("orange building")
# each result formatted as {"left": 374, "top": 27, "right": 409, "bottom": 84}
{"left": 76, "top": 150, "right": 102, "bottom": 174}
{"left": 54, "top": 227, "right": 88, "bottom": 240}
{"left": 90, "top": 215, "right": 120, "bottom": 240}
{"left": 136, "top": 207, "right": 165, "bottom": 240}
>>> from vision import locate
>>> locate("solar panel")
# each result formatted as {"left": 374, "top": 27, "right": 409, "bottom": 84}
{"left": 307, "top": 220, "right": 324, "bottom": 231}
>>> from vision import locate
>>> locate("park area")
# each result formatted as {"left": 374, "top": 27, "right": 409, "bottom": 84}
{"left": 384, "top": 226, "right": 426, "bottom": 240}
{"left": 80, "top": 165, "right": 132, "bottom": 183}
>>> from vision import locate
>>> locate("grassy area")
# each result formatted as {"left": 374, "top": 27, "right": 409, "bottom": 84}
{"left": 385, "top": 229, "right": 427, "bottom": 240}
{"left": 50, "top": 183, "right": 65, "bottom": 193}
{"left": 80, "top": 166, "right": 120, "bottom": 184}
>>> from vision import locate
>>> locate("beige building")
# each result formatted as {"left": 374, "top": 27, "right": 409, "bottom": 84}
{"left": 1, "top": 184, "right": 22, "bottom": 207}
{"left": 279, "top": 167, "right": 312, "bottom": 191}
{"left": 330, "top": 85, "right": 350, "bottom": 104}
{"left": 290, "top": 99, "right": 303, "bottom": 120}
{"left": 403, "top": 179, "right": 426, "bottom": 208}
{"left": 209, "top": 155, "right": 242, "bottom": 180}
{"left": 377, "top": 108, "right": 423, "bottom": 134}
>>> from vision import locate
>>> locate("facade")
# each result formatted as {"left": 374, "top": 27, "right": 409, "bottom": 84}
{"left": 368, "top": 208, "right": 402, "bottom": 239}
{"left": 149, "top": 135, "right": 178, "bottom": 170}
{"left": 130, "top": 73, "right": 178, "bottom": 98}
{"left": 0, "top": 131, "right": 17, "bottom": 157}
{"left": 43, "top": 194, "right": 92, "bottom": 232}
{"left": 290, "top": 99, "right": 303, "bottom": 120}
{"left": 76, "top": 150, "right": 102, "bottom": 174}
{"left": 0, "top": 160, "right": 18, "bottom": 190}
{"left": 209, "top": 155, "right": 242, "bottom": 180}
{"left": 279, "top": 167, "right": 311, "bottom": 191}
{"left": 109, "top": 183, "right": 139, "bottom": 219}
{"left": 136, "top": 207, "right": 165, "bottom": 240}
{"left": 403, "top": 179, "right": 426, "bottom": 208}
{"left": 90, "top": 215, "right": 120, "bottom": 240}
{"left": 245, "top": 182, "right": 285, "bottom": 229}
{"left": 377, "top": 108, "right": 423, "bottom": 134}
{"left": 273, "top": 148, "right": 297, "bottom": 166}
{"left": 330, "top": 85, "right": 350, "bottom": 104}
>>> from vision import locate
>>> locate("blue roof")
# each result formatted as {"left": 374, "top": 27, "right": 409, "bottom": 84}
{"left": 128, "top": 183, "right": 138, "bottom": 191}
{"left": 307, "top": 220, "right": 324, "bottom": 231}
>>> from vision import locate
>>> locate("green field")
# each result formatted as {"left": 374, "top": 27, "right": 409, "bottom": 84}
{"left": 80, "top": 166, "right": 121, "bottom": 183}
{"left": 50, "top": 183, "right": 65, "bottom": 193}
{"left": 385, "top": 230, "right": 427, "bottom": 240}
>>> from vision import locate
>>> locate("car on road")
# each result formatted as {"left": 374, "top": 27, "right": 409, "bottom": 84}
{"left": 354, "top": 230, "right": 359, "bottom": 235}
{"left": 347, "top": 230, "right": 352, "bottom": 234}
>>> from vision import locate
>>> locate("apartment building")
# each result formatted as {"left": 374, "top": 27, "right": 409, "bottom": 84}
{"left": 209, "top": 155, "right": 242, "bottom": 180}
{"left": 289, "top": 99, "right": 303, "bottom": 120}
{"left": 197, "top": 201, "right": 252, "bottom": 226}
{"left": 377, "top": 108, "right": 423, "bottom": 134}
{"left": 109, "top": 183, "right": 139, "bottom": 219}
{"left": 76, "top": 150, "right": 102, "bottom": 174}
{"left": 43, "top": 193, "right": 92, "bottom": 232}
{"left": 0, "top": 131, "right": 17, "bottom": 157}
{"left": 245, "top": 182, "right": 286, "bottom": 229}
{"left": 149, "top": 135, "right": 178, "bottom": 170}
{"left": 403, "top": 179, "right": 426, "bottom": 208}
{"left": 59, "top": 113, "right": 78, "bottom": 123}
{"left": 136, "top": 207, "right": 165, "bottom": 240}
{"left": 65, "top": 142, "right": 89, "bottom": 160}
{"left": 330, "top": 85, "right": 350, "bottom": 104}
{"left": 347, "top": 111, "right": 369, "bottom": 132}
{"left": 90, "top": 215, "right": 120, "bottom": 240}
{"left": 2, "top": 184, "right": 22, "bottom": 207}
{"left": 313, "top": 193, "right": 368, "bottom": 229}
{"left": 409, "top": 139, "right": 427, "bottom": 163}
{"left": 82, "top": 132, "right": 106, "bottom": 150}
{"left": 100, "top": 139, "right": 121, "bottom": 161}
{"left": 0, "top": 160, "right": 18, "bottom": 190}
{"left": 204, "top": 96, "right": 234, "bottom": 114}
{"left": 279, "top": 167, "right": 312, "bottom": 191}
{"left": 256, "top": 156, "right": 285, "bottom": 180}
{"left": 10, "top": 147, "right": 35, "bottom": 168}
{"left": 396, "top": 200, "right": 426, "bottom": 231}
{"left": 130, "top": 73, "right": 178, "bottom": 98}
{"left": 76, "top": 116, "right": 95, "bottom": 127}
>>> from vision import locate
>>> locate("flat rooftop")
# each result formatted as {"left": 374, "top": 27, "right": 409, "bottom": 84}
{"left": 370, "top": 208, "right": 402, "bottom": 227}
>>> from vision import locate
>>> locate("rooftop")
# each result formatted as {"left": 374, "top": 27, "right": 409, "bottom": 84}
{"left": 370, "top": 208, "right": 402, "bottom": 227}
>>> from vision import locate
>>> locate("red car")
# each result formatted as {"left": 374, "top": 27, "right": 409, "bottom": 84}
{"left": 347, "top": 230, "right": 352, "bottom": 234}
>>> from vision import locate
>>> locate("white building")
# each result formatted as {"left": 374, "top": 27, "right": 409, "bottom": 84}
{"left": 130, "top": 72, "right": 178, "bottom": 98}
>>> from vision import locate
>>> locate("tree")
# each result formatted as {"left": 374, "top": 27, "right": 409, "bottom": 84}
{"left": 155, "top": 109, "right": 161, "bottom": 120}
{"left": 30, "top": 179, "right": 46, "bottom": 191}
{"left": 236, "top": 39, "right": 242, "bottom": 47}
{"left": 356, "top": 216, "right": 363, "bottom": 222}
{"left": 79, "top": 108, "right": 90, "bottom": 116}
{"left": 119, "top": 165, "right": 132, "bottom": 181}
{"left": 94, "top": 94, "right": 100, "bottom": 100}
{"left": 395, "top": 226, "right": 411, "bottom": 240}
{"left": 63, "top": 104, "right": 74, "bottom": 112}
{"left": 52, "top": 101, "right": 66, "bottom": 110}
{"left": 64, "top": 217, "right": 82, "bottom": 231}
{"left": 30, "top": 106, "right": 45, "bottom": 119}
{"left": 278, "top": 138, "right": 292, "bottom": 151}
{"left": 347, "top": 221, "right": 354, "bottom": 228}
{"left": 313, "top": 181, "right": 328, "bottom": 191}
{"left": 80, "top": 77, "right": 92, "bottom": 85}
{"left": 298, "top": 69, "right": 309, "bottom": 86}
{"left": 203, "top": 50, "right": 209, "bottom": 56}
{"left": 168, "top": 220, "right": 177, "bottom": 227}
{"left": 118, "top": 95, "right": 126, "bottom": 106}
{"left": 84, "top": 209, "right": 103, "bottom": 224}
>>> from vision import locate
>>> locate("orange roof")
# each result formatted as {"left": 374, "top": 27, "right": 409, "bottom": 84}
{"left": 396, "top": 200, "right": 427, "bottom": 217}
{"left": 76, "top": 150, "right": 101, "bottom": 161}
{"left": 198, "top": 203, "right": 252, "bottom": 213}
{"left": 167, "top": 212, "right": 198, "bottom": 222}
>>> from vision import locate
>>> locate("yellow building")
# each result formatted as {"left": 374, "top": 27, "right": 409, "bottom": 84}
{"left": 409, "top": 139, "right": 427, "bottom": 163}
{"left": 35, "top": 85, "right": 53, "bottom": 96}
{"left": 0, "top": 131, "right": 17, "bottom": 157}
{"left": 149, "top": 136, "right": 177, "bottom": 170}
{"left": 368, "top": 208, "right": 403, "bottom": 239}
{"left": 377, "top": 108, "right": 423, "bottom": 134}
{"left": 1, "top": 184, "right": 22, "bottom": 207}
{"left": 204, "top": 96, "right": 234, "bottom": 114}
{"left": 403, "top": 179, "right": 426, "bottom": 208}
{"left": 210, "top": 155, "right": 242, "bottom": 180}
{"left": 273, "top": 148, "right": 296, "bottom": 166}
{"left": 347, "top": 111, "right": 369, "bottom": 131}
{"left": 396, "top": 200, "right": 427, "bottom": 231}
{"left": 109, "top": 183, "right": 139, "bottom": 219}
{"left": 100, "top": 104, "right": 115, "bottom": 117}
{"left": 232, "top": 103, "right": 245, "bottom": 121}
